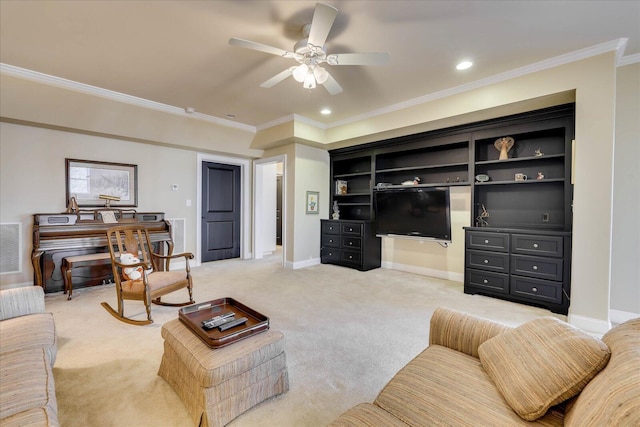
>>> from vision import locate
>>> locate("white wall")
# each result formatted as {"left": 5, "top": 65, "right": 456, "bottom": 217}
{"left": 0, "top": 122, "right": 198, "bottom": 287}
{"left": 291, "top": 144, "right": 330, "bottom": 268}
{"left": 611, "top": 62, "right": 640, "bottom": 320}
{"left": 260, "top": 163, "right": 277, "bottom": 255}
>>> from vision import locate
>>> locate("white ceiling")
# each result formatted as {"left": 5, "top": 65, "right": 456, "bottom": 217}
{"left": 1, "top": 1, "right": 638, "bottom": 129}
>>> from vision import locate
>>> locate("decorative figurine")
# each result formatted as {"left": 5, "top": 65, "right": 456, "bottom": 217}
{"left": 537, "top": 171, "right": 544, "bottom": 180}
{"left": 476, "top": 204, "right": 489, "bottom": 227}
{"left": 402, "top": 177, "right": 421, "bottom": 185}
{"left": 332, "top": 200, "right": 340, "bottom": 220}
{"left": 494, "top": 136, "right": 515, "bottom": 160}
{"left": 534, "top": 148, "right": 544, "bottom": 157}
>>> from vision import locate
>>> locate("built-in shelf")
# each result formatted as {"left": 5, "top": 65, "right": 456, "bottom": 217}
{"left": 475, "top": 178, "right": 564, "bottom": 186}
{"left": 475, "top": 154, "right": 565, "bottom": 165}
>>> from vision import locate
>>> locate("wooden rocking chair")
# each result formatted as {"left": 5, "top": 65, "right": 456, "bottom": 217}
{"left": 101, "top": 224, "right": 195, "bottom": 325}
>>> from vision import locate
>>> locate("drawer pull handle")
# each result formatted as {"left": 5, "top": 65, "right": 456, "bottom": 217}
{"left": 328, "top": 252, "right": 333, "bottom": 256}
{"left": 329, "top": 239, "right": 333, "bottom": 243}
{"left": 532, "top": 287, "right": 538, "bottom": 292}
{"left": 349, "top": 228, "right": 353, "bottom": 232}
{"left": 349, "top": 242, "right": 353, "bottom": 245}
{"left": 484, "top": 239, "right": 489, "bottom": 244}
{"left": 533, "top": 265, "right": 538, "bottom": 270}
{"left": 533, "top": 243, "right": 539, "bottom": 248}
{"left": 349, "top": 255, "right": 353, "bottom": 259}
{"left": 483, "top": 279, "right": 488, "bottom": 284}
{"left": 484, "top": 259, "right": 489, "bottom": 264}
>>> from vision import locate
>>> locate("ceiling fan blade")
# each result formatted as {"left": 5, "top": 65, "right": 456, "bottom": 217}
{"left": 260, "top": 67, "right": 296, "bottom": 88}
{"left": 326, "top": 52, "right": 390, "bottom": 66}
{"left": 322, "top": 72, "right": 343, "bottom": 95}
{"left": 307, "top": 3, "right": 338, "bottom": 50}
{"left": 229, "top": 37, "right": 297, "bottom": 59}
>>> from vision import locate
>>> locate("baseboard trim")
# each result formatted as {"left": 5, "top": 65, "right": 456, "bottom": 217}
{"left": 291, "top": 258, "right": 320, "bottom": 270}
{"left": 610, "top": 309, "right": 640, "bottom": 325}
{"left": 381, "top": 261, "right": 464, "bottom": 283}
{"left": 567, "top": 313, "right": 611, "bottom": 335}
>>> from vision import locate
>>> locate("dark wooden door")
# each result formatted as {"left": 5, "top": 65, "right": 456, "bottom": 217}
{"left": 201, "top": 161, "right": 241, "bottom": 262}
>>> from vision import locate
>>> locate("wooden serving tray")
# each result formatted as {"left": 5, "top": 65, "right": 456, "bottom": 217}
{"left": 178, "top": 298, "right": 269, "bottom": 348}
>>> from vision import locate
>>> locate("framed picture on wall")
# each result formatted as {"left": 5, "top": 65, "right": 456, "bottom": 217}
{"left": 65, "top": 159, "right": 138, "bottom": 207}
{"left": 306, "top": 191, "right": 319, "bottom": 214}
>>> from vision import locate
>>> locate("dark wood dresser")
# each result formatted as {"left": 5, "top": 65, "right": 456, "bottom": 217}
{"left": 320, "top": 220, "right": 381, "bottom": 271}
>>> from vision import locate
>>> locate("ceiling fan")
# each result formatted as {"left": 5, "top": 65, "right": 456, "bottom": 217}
{"left": 229, "top": 2, "right": 390, "bottom": 95}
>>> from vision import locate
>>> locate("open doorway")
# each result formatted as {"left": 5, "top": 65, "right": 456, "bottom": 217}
{"left": 254, "top": 155, "right": 286, "bottom": 266}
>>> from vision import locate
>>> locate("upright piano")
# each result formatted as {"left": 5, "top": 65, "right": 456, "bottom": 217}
{"left": 32, "top": 210, "right": 172, "bottom": 293}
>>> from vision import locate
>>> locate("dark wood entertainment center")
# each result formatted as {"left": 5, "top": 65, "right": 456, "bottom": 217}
{"left": 325, "top": 104, "right": 574, "bottom": 314}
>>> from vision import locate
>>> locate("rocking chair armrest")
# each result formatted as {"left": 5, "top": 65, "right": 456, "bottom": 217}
{"left": 152, "top": 252, "right": 195, "bottom": 260}
{"left": 113, "top": 260, "right": 153, "bottom": 270}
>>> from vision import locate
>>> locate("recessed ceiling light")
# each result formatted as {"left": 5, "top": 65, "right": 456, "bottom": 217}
{"left": 320, "top": 108, "right": 331, "bottom": 115}
{"left": 185, "top": 107, "right": 195, "bottom": 114}
{"left": 456, "top": 61, "right": 473, "bottom": 70}
{"left": 226, "top": 114, "right": 236, "bottom": 119}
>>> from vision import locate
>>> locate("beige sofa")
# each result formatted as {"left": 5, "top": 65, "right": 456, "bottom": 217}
{"left": 0, "top": 286, "right": 59, "bottom": 426}
{"left": 331, "top": 307, "right": 639, "bottom": 426}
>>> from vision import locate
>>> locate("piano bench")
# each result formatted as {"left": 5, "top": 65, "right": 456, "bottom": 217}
{"left": 61, "top": 253, "right": 113, "bottom": 300}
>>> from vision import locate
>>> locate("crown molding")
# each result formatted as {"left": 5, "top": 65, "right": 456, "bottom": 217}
{"left": 618, "top": 53, "right": 640, "bottom": 67}
{"left": 0, "top": 63, "right": 256, "bottom": 133}
{"left": 2, "top": 38, "right": 633, "bottom": 137}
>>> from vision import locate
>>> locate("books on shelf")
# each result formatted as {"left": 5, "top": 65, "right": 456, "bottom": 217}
{"left": 335, "top": 180, "right": 348, "bottom": 195}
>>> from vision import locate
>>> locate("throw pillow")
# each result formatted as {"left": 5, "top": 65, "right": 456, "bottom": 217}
{"left": 478, "top": 316, "right": 610, "bottom": 421}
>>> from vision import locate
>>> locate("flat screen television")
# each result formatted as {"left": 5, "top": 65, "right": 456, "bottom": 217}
{"left": 373, "top": 186, "right": 452, "bottom": 241}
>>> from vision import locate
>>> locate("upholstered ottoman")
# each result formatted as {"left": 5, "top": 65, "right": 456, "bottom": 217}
{"left": 158, "top": 319, "right": 289, "bottom": 427}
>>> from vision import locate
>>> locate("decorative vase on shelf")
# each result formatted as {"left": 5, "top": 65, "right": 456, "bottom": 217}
{"left": 494, "top": 136, "right": 515, "bottom": 160}
{"left": 332, "top": 200, "right": 340, "bottom": 220}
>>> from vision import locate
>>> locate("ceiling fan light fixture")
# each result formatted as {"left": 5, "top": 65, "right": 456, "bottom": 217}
{"left": 292, "top": 64, "right": 308, "bottom": 82}
{"left": 303, "top": 72, "right": 316, "bottom": 89}
{"left": 313, "top": 66, "right": 329, "bottom": 84}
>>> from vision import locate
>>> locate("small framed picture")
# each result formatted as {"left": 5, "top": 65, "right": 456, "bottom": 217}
{"left": 306, "top": 191, "right": 319, "bottom": 214}
{"left": 335, "top": 180, "right": 347, "bottom": 195}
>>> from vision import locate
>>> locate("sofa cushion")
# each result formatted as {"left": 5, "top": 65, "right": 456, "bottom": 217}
{"left": 478, "top": 317, "right": 610, "bottom": 421}
{"left": 0, "top": 312, "right": 57, "bottom": 364}
{"left": 564, "top": 318, "right": 640, "bottom": 426}
{"left": 328, "top": 403, "right": 409, "bottom": 427}
{"left": 0, "top": 406, "right": 60, "bottom": 427}
{"left": 0, "top": 348, "right": 58, "bottom": 421}
{"left": 374, "top": 345, "right": 564, "bottom": 426}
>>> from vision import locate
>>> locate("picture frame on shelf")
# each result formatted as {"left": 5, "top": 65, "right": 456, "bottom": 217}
{"left": 335, "top": 179, "right": 348, "bottom": 195}
{"left": 65, "top": 158, "right": 138, "bottom": 207}
{"left": 306, "top": 191, "right": 319, "bottom": 214}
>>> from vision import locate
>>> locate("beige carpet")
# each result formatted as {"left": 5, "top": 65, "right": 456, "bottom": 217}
{"left": 46, "top": 251, "right": 564, "bottom": 426}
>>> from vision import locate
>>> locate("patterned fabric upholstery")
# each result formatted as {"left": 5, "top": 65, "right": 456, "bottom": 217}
{"left": 330, "top": 308, "right": 638, "bottom": 427}
{"left": 328, "top": 403, "right": 410, "bottom": 426}
{"left": 478, "top": 317, "right": 611, "bottom": 421}
{"left": 373, "top": 345, "right": 564, "bottom": 426}
{"left": 0, "top": 286, "right": 59, "bottom": 427}
{"left": 565, "top": 318, "right": 640, "bottom": 426}
{"left": 0, "top": 286, "right": 45, "bottom": 321}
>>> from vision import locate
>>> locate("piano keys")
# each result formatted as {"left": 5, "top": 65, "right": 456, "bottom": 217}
{"left": 32, "top": 211, "right": 173, "bottom": 293}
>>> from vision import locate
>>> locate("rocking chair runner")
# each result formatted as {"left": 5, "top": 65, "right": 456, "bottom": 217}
{"left": 101, "top": 224, "right": 195, "bottom": 325}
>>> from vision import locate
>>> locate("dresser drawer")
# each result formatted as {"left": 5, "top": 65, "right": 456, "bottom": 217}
{"left": 512, "top": 234, "right": 563, "bottom": 258}
{"left": 321, "top": 248, "right": 341, "bottom": 262}
{"left": 467, "top": 250, "right": 509, "bottom": 273}
{"left": 511, "top": 254, "right": 563, "bottom": 281}
{"left": 322, "top": 234, "right": 340, "bottom": 248}
{"left": 341, "top": 250, "right": 362, "bottom": 265}
{"left": 466, "top": 269, "right": 509, "bottom": 294}
{"left": 322, "top": 221, "right": 340, "bottom": 234}
{"left": 341, "top": 223, "right": 363, "bottom": 236}
{"left": 342, "top": 237, "right": 362, "bottom": 250}
{"left": 466, "top": 231, "right": 509, "bottom": 252}
{"left": 511, "top": 276, "right": 563, "bottom": 304}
